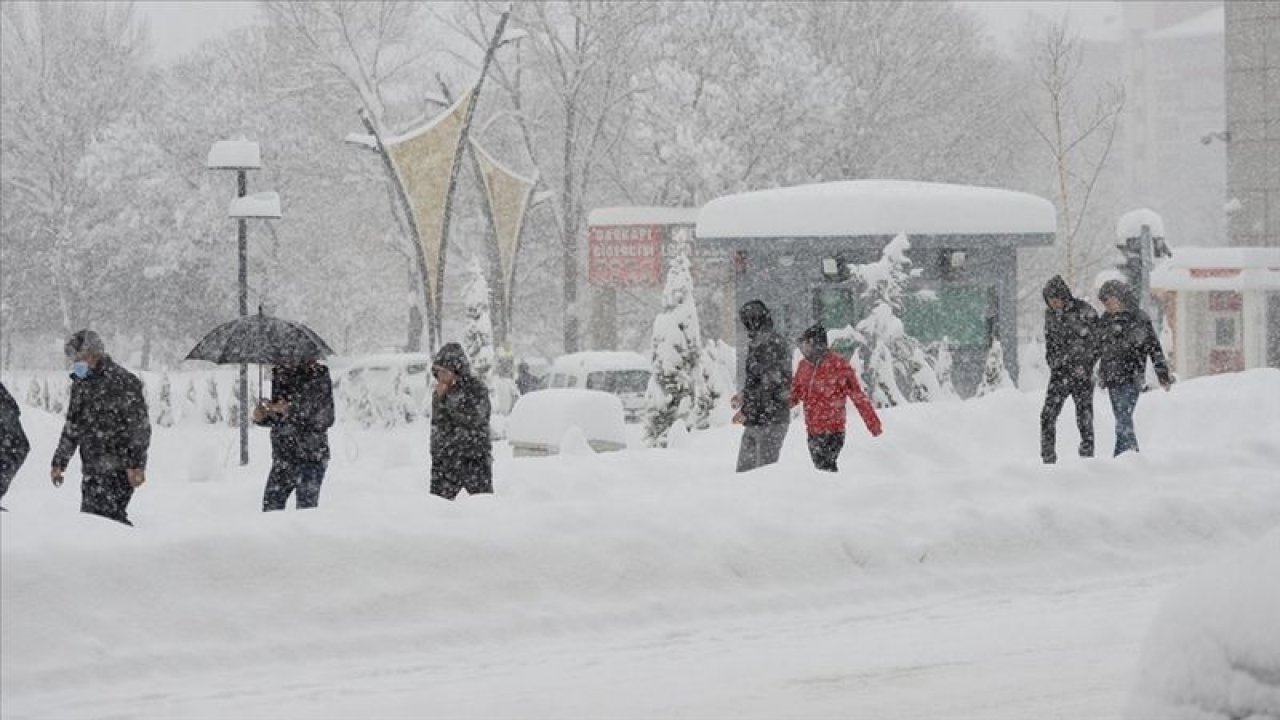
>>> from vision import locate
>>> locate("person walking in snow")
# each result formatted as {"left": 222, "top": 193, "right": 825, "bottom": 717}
{"left": 430, "top": 342, "right": 492, "bottom": 499}
{"left": 253, "top": 359, "right": 335, "bottom": 511}
{"left": 790, "top": 324, "right": 882, "bottom": 472}
{"left": 516, "top": 361, "right": 540, "bottom": 395}
{"left": 1039, "top": 275, "right": 1100, "bottom": 464}
{"left": 731, "top": 300, "right": 792, "bottom": 472}
{"left": 1095, "top": 280, "right": 1173, "bottom": 456}
{"left": 0, "top": 381, "right": 30, "bottom": 511}
{"left": 50, "top": 330, "right": 151, "bottom": 525}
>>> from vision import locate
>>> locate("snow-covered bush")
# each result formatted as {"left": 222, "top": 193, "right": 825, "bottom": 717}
{"left": 203, "top": 376, "right": 223, "bottom": 424}
{"left": 1126, "top": 531, "right": 1280, "bottom": 720}
{"left": 643, "top": 248, "right": 709, "bottom": 447}
{"left": 154, "top": 372, "right": 174, "bottom": 427}
{"left": 975, "top": 337, "right": 1015, "bottom": 396}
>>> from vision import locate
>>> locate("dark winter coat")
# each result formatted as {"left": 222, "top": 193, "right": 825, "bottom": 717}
{"left": 255, "top": 362, "right": 335, "bottom": 463}
{"left": 52, "top": 356, "right": 151, "bottom": 474}
{"left": 1042, "top": 275, "right": 1100, "bottom": 384}
{"left": 1096, "top": 308, "right": 1172, "bottom": 389}
{"left": 430, "top": 343, "right": 492, "bottom": 477}
{"left": 0, "top": 381, "right": 30, "bottom": 489}
{"left": 739, "top": 300, "right": 792, "bottom": 427}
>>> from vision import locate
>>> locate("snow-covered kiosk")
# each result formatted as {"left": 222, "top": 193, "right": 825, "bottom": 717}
{"left": 696, "top": 181, "right": 1056, "bottom": 396}
{"left": 1150, "top": 247, "right": 1280, "bottom": 378}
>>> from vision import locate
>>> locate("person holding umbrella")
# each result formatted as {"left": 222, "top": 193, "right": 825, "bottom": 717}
{"left": 252, "top": 358, "right": 335, "bottom": 511}
{"left": 51, "top": 330, "right": 151, "bottom": 525}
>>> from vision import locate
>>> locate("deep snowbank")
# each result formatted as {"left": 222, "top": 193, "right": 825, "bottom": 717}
{"left": 3, "top": 370, "right": 1279, "bottom": 704}
{"left": 1127, "top": 530, "right": 1280, "bottom": 720}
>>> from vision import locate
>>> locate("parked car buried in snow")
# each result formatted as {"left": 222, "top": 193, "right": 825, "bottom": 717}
{"left": 540, "top": 351, "right": 650, "bottom": 423}
{"left": 506, "top": 389, "right": 628, "bottom": 457}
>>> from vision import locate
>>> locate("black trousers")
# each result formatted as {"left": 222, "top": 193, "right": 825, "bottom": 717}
{"left": 81, "top": 471, "right": 134, "bottom": 526}
{"left": 264, "top": 459, "right": 327, "bottom": 511}
{"left": 807, "top": 432, "right": 846, "bottom": 472}
{"left": 431, "top": 456, "right": 493, "bottom": 500}
{"left": 1040, "top": 376, "right": 1094, "bottom": 463}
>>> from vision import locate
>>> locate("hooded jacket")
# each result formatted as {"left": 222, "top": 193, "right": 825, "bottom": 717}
{"left": 1042, "top": 275, "right": 1099, "bottom": 382}
{"left": 255, "top": 362, "right": 334, "bottom": 462}
{"left": 1096, "top": 283, "right": 1172, "bottom": 388}
{"left": 430, "top": 343, "right": 492, "bottom": 465}
{"left": 739, "top": 301, "right": 792, "bottom": 426}
{"left": 791, "top": 325, "right": 881, "bottom": 436}
{"left": 52, "top": 356, "right": 151, "bottom": 474}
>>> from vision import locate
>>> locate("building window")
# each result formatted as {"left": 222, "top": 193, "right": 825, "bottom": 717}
{"left": 1214, "top": 316, "right": 1237, "bottom": 348}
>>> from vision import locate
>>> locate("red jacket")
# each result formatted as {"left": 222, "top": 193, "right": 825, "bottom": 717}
{"left": 790, "top": 351, "right": 882, "bottom": 437}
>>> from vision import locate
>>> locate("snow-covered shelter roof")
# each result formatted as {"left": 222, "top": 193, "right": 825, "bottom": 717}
{"left": 696, "top": 181, "right": 1056, "bottom": 242}
{"left": 1150, "top": 247, "right": 1280, "bottom": 291}
{"left": 207, "top": 139, "right": 261, "bottom": 170}
{"left": 588, "top": 207, "right": 700, "bottom": 227}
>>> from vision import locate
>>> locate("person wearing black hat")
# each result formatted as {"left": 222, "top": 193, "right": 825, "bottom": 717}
{"left": 0, "top": 381, "right": 30, "bottom": 511}
{"left": 1096, "top": 279, "right": 1173, "bottom": 456}
{"left": 731, "top": 300, "right": 792, "bottom": 472}
{"left": 50, "top": 329, "right": 151, "bottom": 525}
{"left": 1039, "top": 275, "right": 1100, "bottom": 464}
{"left": 791, "top": 324, "right": 882, "bottom": 471}
{"left": 430, "top": 342, "right": 492, "bottom": 499}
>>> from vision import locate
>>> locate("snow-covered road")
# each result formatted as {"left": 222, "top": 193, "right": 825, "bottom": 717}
{"left": 7, "top": 571, "right": 1172, "bottom": 720}
{"left": 3, "top": 369, "right": 1278, "bottom": 719}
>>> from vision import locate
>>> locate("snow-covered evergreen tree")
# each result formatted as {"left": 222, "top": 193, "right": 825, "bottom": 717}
{"left": 929, "top": 338, "right": 961, "bottom": 400}
{"left": 847, "top": 233, "right": 942, "bottom": 407}
{"left": 643, "top": 249, "right": 708, "bottom": 447}
{"left": 975, "top": 337, "right": 1015, "bottom": 396}
{"left": 463, "top": 255, "right": 495, "bottom": 387}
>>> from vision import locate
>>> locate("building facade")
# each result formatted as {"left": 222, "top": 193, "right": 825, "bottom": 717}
{"left": 1224, "top": 1, "right": 1280, "bottom": 248}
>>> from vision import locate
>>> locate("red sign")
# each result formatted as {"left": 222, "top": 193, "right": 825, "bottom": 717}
{"left": 588, "top": 225, "right": 662, "bottom": 287}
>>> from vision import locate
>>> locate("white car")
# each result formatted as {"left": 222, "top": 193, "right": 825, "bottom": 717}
{"left": 540, "top": 351, "right": 651, "bottom": 422}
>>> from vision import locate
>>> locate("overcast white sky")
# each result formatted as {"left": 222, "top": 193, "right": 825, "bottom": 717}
{"left": 134, "top": 1, "right": 1124, "bottom": 65}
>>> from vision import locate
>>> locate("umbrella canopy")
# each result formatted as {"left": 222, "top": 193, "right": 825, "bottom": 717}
{"left": 186, "top": 312, "right": 334, "bottom": 365}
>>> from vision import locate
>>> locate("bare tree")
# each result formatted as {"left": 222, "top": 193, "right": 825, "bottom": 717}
{"left": 454, "top": 1, "right": 658, "bottom": 353}
{"left": 0, "top": 2, "right": 149, "bottom": 338}
{"left": 1022, "top": 17, "right": 1125, "bottom": 287}
{"left": 263, "top": 0, "right": 437, "bottom": 350}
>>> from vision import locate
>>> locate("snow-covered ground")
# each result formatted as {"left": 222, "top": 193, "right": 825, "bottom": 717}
{"left": 2, "top": 370, "right": 1278, "bottom": 719}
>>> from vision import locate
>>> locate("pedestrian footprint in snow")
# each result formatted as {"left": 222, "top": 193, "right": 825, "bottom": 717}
{"left": 253, "top": 359, "right": 334, "bottom": 511}
{"left": 1039, "top": 275, "right": 1099, "bottom": 464}
{"left": 429, "top": 343, "right": 492, "bottom": 499}
{"left": 731, "top": 300, "right": 792, "bottom": 472}
{"left": 790, "top": 324, "right": 882, "bottom": 472}
{"left": 50, "top": 330, "right": 151, "bottom": 526}
{"left": 1095, "top": 280, "right": 1173, "bottom": 456}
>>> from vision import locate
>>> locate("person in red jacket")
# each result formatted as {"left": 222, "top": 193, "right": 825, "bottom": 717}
{"left": 790, "top": 324, "right": 882, "bottom": 471}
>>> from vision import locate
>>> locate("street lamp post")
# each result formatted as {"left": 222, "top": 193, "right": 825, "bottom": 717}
{"left": 207, "top": 139, "right": 281, "bottom": 465}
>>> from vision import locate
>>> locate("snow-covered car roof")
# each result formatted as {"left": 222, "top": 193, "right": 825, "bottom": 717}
{"left": 696, "top": 180, "right": 1056, "bottom": 241}
{"left": 548, "top": 351, "right": 650, "bottom": 373}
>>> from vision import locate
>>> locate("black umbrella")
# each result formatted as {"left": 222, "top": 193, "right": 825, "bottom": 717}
{"left": 186, "top": 310, "right": 334, "bottom": 366}
{"left": 186, "top": 310, "right": 334, "bottom": 400}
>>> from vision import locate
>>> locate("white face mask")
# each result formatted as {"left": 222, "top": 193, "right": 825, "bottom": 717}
{"left": 71, "top": 360, "right": 91, "bottom": 379}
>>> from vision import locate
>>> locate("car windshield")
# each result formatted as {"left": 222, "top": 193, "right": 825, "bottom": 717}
{"left": 586, "top": 370, "right": 649, "bottom": 394}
